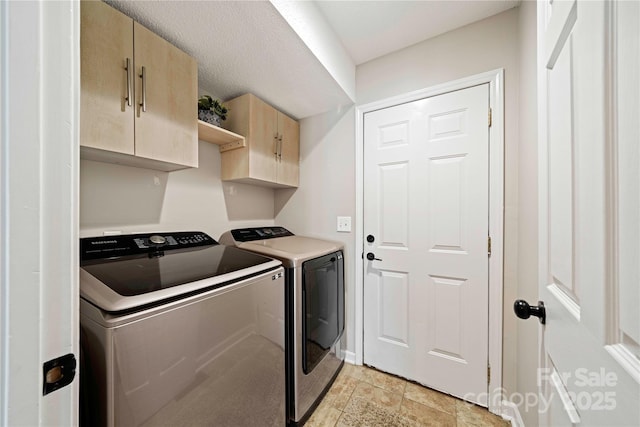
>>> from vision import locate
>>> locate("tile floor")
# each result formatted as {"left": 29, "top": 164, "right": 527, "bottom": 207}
{"left": 304, "top": 363, "right": 510, "bottom": 427}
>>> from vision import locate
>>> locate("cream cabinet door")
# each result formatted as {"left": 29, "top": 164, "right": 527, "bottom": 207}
{"left": 221, "top": 93, "right": 299, "bottom": 188}
{"left": 133, "top": 22, "right": 198, "bottom": 168}
{"left": 80, "top": 0, "right": 134, "bottom": 155}
{"left": 277, "top": 112, "right": 299, "bottom": 187}
{"left": 248, "top": 94, "right": 278, "bottom": 183}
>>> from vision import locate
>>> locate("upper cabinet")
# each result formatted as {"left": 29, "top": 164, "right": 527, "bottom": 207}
{"left": 221, "top": 94, "right": 299, "bottom": 188}
{"left": 80, "top": 1, "right": 198, "bottom": 172}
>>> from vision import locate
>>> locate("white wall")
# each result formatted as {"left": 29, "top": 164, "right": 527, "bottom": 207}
{"left": 516, "top": 1, "right": 539, "bottom": 425}
{"left": 80, "top": 140, "right": 276, "bottom": 240}
{"left": 275, "top": 105, "right": 356, "bottom": 349}
{"left": 277, "top": 7, "right": 523, "bottom": 395}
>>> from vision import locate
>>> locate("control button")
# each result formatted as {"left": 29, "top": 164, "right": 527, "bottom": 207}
{"left": 134, "top": 238, "right": 148, "bottom": 249}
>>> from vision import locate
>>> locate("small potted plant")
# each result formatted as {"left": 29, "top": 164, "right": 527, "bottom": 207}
{"left": 198, "top": 95, "right": 229, "bottom": 127}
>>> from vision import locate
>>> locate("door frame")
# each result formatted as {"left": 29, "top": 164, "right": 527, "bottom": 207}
{"left": 1, "top": 1, "right": 80, "bottom": 424}
{"left": 354, "top": 69, "right": 505, "bottom": 415}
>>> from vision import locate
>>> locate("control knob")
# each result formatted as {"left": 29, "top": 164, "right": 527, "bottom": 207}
{"left": 149, "top": 235, "right": 166, "bottom": 245}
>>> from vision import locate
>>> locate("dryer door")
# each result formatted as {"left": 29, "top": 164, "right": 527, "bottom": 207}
{"left": 301, "top": 251, "right": 344, "bottom": 374}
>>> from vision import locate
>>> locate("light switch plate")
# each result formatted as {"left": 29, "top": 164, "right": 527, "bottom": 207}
{"left": 337, "top": 216, "right": 352, "bottom": 233}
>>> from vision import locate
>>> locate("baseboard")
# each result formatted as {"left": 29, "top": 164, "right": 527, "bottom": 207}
{"left": 342, "top": 350, "right": 357, "bottom": 365}
{"left": 501, "top": 400, "right": 525, "bottom": 427}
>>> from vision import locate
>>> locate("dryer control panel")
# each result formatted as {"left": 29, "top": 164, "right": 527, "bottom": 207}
{"left": 229, "top": 227, "right": 294, "bottom": 242}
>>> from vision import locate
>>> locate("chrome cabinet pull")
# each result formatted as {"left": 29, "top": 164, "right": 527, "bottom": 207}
{"left": 139, "top": 66, "right": 147, "bottom": 112}
{"left": 124, "top": 58, "right": 132, "bottom": 107}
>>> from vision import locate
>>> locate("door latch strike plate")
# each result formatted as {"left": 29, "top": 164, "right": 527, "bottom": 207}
{"left": 43, "top": 353, "right": 76, "bottom": 396}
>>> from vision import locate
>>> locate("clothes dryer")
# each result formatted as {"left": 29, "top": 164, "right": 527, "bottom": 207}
{"left": 220, "top": 227, "right": 345, "bottom": 425}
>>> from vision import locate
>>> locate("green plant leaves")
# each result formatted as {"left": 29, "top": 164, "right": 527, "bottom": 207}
{"left": 198, "top": 95, "right": 228, "bottom": 120}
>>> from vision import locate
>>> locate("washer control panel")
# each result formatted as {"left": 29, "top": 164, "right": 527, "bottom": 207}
{"left": 81, "top": 232, "right": 215, "bottom": 261}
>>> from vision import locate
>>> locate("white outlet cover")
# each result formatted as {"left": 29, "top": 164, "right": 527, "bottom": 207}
{"left": 337, "top": 216, "right": 352, "bottom": 232}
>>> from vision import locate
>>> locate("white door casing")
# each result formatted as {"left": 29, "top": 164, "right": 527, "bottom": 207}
{"left": 363, "top": 83, "right": 493, "bottom": 407}
{"left": 1, "top": 1, "right": 80, "bottom": 425}
{"left": 537, "top": 0, "right": 640, "bottom": 425}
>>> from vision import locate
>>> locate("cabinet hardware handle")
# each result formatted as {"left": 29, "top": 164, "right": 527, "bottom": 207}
{"left": 277, "top": 135, "right": 283, "bottom": 161}
{"left": 139, "top": 66, "right": 147, "bottom": 112}
{"left": 125, "top": 58, "right": 132, "bottom": 107}
{"left": 274, "top": 134, "right": 279, "bottom": 160}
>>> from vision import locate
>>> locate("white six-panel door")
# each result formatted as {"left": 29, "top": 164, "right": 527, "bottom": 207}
{"left": 363, "top": 84, "right": 490, "bottom": 405}
{"left": 538, "top": 0, "right": 639, "bottom": 425}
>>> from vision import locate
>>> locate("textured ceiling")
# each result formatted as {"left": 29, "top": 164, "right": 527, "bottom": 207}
{"left": 106, "top": 0, "right": 519, "bottom": 120}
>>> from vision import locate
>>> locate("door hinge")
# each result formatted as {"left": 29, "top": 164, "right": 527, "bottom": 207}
{"left": 488, "top": 108, "right": 492, "bottom": 127}
{"left": 488, "top": 236, "right": 492, "bottom": 257}
{"left": 487, "top": 363, "right": 491, "bottom": 384}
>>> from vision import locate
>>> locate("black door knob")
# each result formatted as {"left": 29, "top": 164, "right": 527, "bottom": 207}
{"left": 514, "top": 299, "right": 546, "bottom": 324}
{"left": 366, "top": 234, "right": 375, "bottom": 243}
{"left": 366, "top": 252, "right": 382, "bottom": 261}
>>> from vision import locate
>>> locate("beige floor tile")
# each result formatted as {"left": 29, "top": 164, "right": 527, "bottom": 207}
{"left": 455, "top": 400, "right": 510, "bottom": 427}
{"left": 304, "top": 400, "right": 342, "bottom": 427}
{"left": 309, "top": 365, "right": 510, "bottom": 427}
{"left": 344, "top": 382, "right": 403, "bottom": 413}
{"left": 339, "top": 362, "right": 367, "bottom": 380}
{"left": 399, "top": 398, "right": 456, "bottom": 427}
{"left": 359, "top": 366, "right": 407, "bottom": 395}
{"left": 403, "top": 382, "right": 457, "bottom": 416}
{"left": 323, "top": 371, "right": 360, "bottom": 410}
{"left": 337, "top": 397, "right": 417, "bottom": 427}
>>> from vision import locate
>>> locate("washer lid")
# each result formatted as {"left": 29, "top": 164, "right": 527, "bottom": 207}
{"left": 81, "top": 238, "right": 280, "bottom": 312}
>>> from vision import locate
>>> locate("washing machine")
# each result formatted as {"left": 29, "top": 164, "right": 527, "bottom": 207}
{"left": 79, "top": 231, "right": 285, "bottom": 427}
{"left": 219, "top": 227, "right": 345, "bottom": 425}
